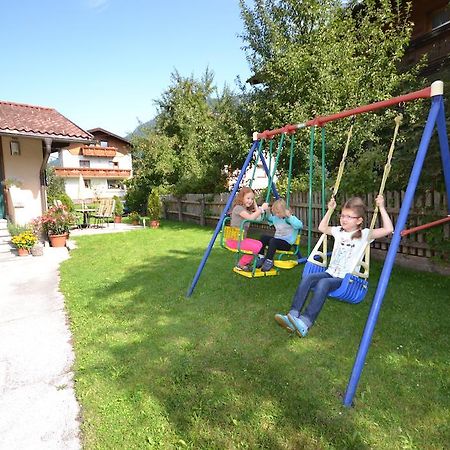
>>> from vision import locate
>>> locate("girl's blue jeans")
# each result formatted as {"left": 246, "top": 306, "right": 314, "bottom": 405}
{"left": 289, "top": 271, "right": 343, "bottom": 327}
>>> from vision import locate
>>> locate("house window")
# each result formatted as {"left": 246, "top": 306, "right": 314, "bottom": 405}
{"left": 100, "top": 140, "right": 108, "bottom": 147}
{"left": 84, "top": 179, "right": 91, "bottom": 189}
{"left": 10, "top": 140, "right": 20, "bottom": 156}
{"left": 107, "top": 180, "right": 124, "bottom": 189}
{"left": 431, "top": 8, "right": 450, "bottom": 30}
{"left": 80, "top": 160, "right": 90, "bottom": 168}
{"left": 109, "top": 160, "right": 119, "bottom": 168}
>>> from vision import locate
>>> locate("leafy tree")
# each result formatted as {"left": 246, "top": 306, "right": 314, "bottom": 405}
{"left": 127, "top": 69, "right": 249, "bottom": 207}
{"left": 45, "top": 167, "right": 67, "bottom": 206}
{"left": 239, "top": 0, "right": 425, "bottom": 193}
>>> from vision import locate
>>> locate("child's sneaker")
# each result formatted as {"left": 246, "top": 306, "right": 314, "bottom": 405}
{"left": 256, "top": 256, "right": 265, "bottom": 268}
{"left": 287, "top": 313, "right": 309, "bottom": 337}
{"left": 261, "top": 259, "right": 274, "bottom": 272}
{"left": 235, "top": 264, "right": 251, "bottom": 272}
{"left": 274, "top": 314, "right": 295, "bottom": 333}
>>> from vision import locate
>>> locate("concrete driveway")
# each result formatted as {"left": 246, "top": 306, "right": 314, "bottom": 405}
{"left": 0, "top": 247, "right": 80, "bottom": 449}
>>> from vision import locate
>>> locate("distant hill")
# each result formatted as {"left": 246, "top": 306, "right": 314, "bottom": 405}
{"left": 126, "top": 118, "right": 156, "bottom": 140}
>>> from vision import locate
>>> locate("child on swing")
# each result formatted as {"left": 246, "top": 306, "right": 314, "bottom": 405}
{"left": 275, "top": 194, "right": 394, "bottom": 337}
{"left": 227, "top": 187, "right": 269, "bottom": 271}
{"left": 255, "top": 199, "right": 303, "bottom": 272}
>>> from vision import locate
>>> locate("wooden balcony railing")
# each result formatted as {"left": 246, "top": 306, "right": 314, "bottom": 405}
{"left": 54, "top": 167, "right": 131, "bottom": 178}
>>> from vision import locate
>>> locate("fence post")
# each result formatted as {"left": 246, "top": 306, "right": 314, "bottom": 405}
{"left": 177, "top": 198, "right": 183, "bottom": 222}
{"left": 199, "top": 195, "right": 205, "bottom": 227}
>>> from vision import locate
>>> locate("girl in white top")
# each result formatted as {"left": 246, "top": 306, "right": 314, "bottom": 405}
{"left": 275, "top": 195, "right": 394, "bottom": 337}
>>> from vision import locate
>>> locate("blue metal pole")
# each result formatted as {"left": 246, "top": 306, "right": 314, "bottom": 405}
{"left": 343, "top": 96, "right": 443, "bottom": 407}
{"left": 436, "top": 101, "right": 450, "bottom": 213}
{"left": 186, "top": 141, "right": 259, "bottom": 298}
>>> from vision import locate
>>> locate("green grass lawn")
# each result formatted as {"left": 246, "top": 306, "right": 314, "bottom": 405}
{"left": 61, "top": 220, "right": 450, "bottom": 449}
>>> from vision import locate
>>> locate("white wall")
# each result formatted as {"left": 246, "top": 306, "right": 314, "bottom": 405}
{"left": 2, "top": 136, "right": 44, "bottom": 225}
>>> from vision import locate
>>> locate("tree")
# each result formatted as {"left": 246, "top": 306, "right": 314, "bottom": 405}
{"left": 239, "top": 0, "right": 425, "bottom": 192}
{"left": 127, "top": 69, "right": 249, "bottom": 208}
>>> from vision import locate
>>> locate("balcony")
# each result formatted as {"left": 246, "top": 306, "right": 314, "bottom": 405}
{"left": 80, "top": 146, "right": 117, "bottom": 157}
{"left": 403, "top": 22, "right": 450, "bottom": 73}
{"left": 54, "top": 167, "right": 131, "bottom": 178}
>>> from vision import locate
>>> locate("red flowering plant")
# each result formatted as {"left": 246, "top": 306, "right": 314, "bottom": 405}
{"left": 32, "top": 204, "right": 76, "bottom": 237}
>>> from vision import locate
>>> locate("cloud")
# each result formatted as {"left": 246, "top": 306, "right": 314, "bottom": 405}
{"left": 85, "top": 0, "right": 109, "bottom": 12}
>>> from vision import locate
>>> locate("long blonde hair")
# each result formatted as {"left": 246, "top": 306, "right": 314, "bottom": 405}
{"left": 342, "top": 197, "right": 366, "bottom": 239}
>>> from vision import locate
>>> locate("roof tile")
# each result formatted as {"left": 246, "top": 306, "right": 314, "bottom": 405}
{"left": 0, "top": 100, "right": 92, "bottom": 140}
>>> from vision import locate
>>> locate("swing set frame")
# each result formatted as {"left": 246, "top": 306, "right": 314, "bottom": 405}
{"left": 187, "top": 80, "right": 450, "bottom": 408}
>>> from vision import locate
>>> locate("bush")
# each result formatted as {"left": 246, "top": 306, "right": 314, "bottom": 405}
{"left": 113, "top": 196, "right": 124, "bottom": 216}
{"left": 51, "top": 193, "right": 75, "bottom": 212}
{"left": 129, "top": 211, "right": 140, "bottom": 223}
{"left": 7, "top": 222, "right": 28, "bottom": 237}
{"left": 147, "top": 190, "right": 162, "bottom": 220}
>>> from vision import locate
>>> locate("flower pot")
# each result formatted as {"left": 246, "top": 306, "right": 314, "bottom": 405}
{"left": 17, "top": 248, "right": 30, "bottom": 256}
{"left": 114, "top": 216, "right": 122, "bottom": 224}
{"left": 150, "top": 220, "right": 160, "bottom": 229}
{"left": 49, "top": 233, "right": 68, "bottom": 248}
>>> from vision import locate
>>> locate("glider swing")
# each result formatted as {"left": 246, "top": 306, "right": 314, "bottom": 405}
{"left": 219, "top": 132, "right": 303, "bottom": 277}
{"left": 303, "top": 113, "right": 403, "bottom": 303}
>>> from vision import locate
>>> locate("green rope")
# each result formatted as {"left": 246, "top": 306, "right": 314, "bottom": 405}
{"left": 268, "top": 139, "right": 274, "bottom": 175}
{"left": 308, "top": 126, "right": 315, "bottom": 256}
{"left": 321, "top": 127, "right": 326, "bottom": 216}
{"left": 286, "top": 134, "right": 295, "bottom": 208}
{"left": 265, "top": 133, "right": 285, "bottom": 203}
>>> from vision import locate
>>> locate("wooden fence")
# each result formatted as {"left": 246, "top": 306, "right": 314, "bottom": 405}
{"left": 162, "top": 191, "right": 449, "bottom": 272}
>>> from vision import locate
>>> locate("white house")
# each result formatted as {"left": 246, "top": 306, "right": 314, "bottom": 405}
{"left": 53, "top": 128, "right": 132, "bottom": 203}
{"left": 0, "top": 100, "right": 92, "bottom": 225}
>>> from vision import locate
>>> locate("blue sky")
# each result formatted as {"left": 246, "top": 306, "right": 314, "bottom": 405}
{"left": 1, "top": 0, "right": 252, "bottom": 137}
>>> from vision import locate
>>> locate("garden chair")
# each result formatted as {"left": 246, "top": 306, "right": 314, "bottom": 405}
{"left": 91, "top": 198, "right": 115, "bottom": 228}
{"left": 90, "top": 199, "right": 107, "bottom": 227}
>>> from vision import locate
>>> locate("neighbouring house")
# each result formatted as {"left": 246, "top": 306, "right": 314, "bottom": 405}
{"left": 403, "top": 0, "right": 450, "bottom": 76}
{"left": 0, "top": 100, "right": 92, "bottom": 225}
{"left": 247, "top": 0, "right": 450, "bottom": 86}
{"left": 224, "top": 157, "right": 278, "bottom": 191}
{"left": 52, "top": 127, "right": 132, "bottom": 202}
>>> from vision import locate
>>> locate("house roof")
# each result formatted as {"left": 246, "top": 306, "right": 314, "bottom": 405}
{"left": 0, "top": 100, "right": 92, "bottom": 141}
{"left": 88, "top": 127, "right": 130, "bottom": 145}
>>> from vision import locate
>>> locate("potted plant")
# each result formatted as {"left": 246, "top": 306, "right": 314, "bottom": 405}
{"left": 113, "top": 195, "right": 123, "bottom": 223}
{"left": 129, "top": 211, "right": 140, "bottom": 226}
{"left": 11, "top": 230, "right": 37, "bottom": 256}
{"left": 147, "top": 190, "right": 162, "bottom": 228}
{"left": 33, "top": 204, "right": 76, "bottom": 247}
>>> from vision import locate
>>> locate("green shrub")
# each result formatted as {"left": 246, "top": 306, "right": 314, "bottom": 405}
{"left": 113, "top": 196, "right": 124, "bottom": 216}
{"left": 147, "top": 190, "right": 162, "bottom": 220}
{"left": 7, "top": 222, "right": 28, "bottom": 236}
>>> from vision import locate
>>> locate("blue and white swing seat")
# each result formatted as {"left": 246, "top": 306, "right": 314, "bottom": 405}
{"left": 302, "top": 261, "right": 368, "bottom": 304}
{"left": 302, "top": 233, "right": 370, "bottom": 304}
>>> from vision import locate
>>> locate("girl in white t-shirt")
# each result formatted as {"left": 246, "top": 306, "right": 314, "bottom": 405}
{"left": 226, "top": 187, "right": 269, "bottom": 270}
{"left": 275, "top": 195, "right": 394, "bottom": 337}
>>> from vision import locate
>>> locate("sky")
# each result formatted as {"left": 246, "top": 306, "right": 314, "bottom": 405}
{"left": 0, "top": 0, "right": 252, "bottom": 137}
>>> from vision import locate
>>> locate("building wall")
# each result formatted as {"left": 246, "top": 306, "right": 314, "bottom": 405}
{"left": 1, "top": 136, "right": 43, "bottom": 225}
{"left": 411, "top": 0, "right": 449, "bottom": 38}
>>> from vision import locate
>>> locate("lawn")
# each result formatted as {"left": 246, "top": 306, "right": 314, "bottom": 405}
{"left": 60, "top": 221, "right": 450, "bottom": 449}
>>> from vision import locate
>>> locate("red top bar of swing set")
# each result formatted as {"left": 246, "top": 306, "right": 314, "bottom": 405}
{"left": 400, "top": 216, "right": 450, "bottom": 237}
{"left": 256, "top": 85, "right": 432, "bottom": 140}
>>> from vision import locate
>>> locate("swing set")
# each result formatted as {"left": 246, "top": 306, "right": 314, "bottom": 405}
{"left": 187, "top": 80, "right": 450, "bottom": 407}
{"left": 219, "top": 132, "right": 303, "bottom": 277}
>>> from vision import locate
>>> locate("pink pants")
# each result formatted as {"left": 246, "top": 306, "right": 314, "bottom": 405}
{"left": 226, "top": 238, "right": 263, "bottom": 266}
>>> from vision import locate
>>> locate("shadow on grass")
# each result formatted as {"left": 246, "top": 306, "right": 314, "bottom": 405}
{"left": 64, "top": 221, "right": 450, "bottom": 448}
